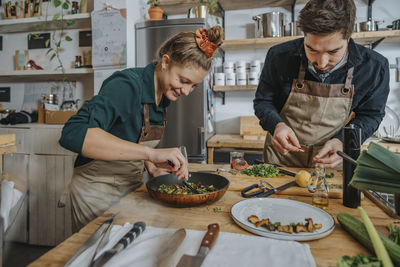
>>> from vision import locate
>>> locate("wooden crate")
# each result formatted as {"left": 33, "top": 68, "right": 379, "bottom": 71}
{"left": 240, "top": 116, "right": 267, "bottom": 140}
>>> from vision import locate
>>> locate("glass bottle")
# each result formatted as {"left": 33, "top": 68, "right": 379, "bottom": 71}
{"left": 311, "top": 163, "right": 329, "bottom": 210}
{"left": 75, "top": 56, "right": 82, "bottom": 68}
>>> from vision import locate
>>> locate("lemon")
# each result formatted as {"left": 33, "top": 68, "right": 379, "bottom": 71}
{"left": 295, "top": 170, "right": 311, "bottom": 187}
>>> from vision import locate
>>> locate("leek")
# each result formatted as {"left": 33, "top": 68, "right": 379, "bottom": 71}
{"left": 358, "top": 207, "right": 394, "bottom": 267}
{"left": 349, "top": 143, "right": 400, "bottom": 194}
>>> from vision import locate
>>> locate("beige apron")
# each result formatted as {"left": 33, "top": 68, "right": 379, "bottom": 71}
{"left": 264, "top": 61, "right": 354, "bottom": 167}
{"left": 59, "top": 104, "right": 166, "bottom": 232}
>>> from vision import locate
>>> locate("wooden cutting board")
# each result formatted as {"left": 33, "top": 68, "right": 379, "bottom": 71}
{"left": 189, "top": 164, "right": 343, "bottom": 199}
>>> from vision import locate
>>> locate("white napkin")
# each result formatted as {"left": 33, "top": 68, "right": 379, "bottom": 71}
{"left": 0, "top": 180, "right": 23, "bottom": 231}
{"left": 70, "top": 224, "right": 316, "bottom": 267}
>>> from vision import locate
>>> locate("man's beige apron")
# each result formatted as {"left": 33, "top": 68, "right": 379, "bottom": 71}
{"left": 59, "top": 104, "right": 166, "bottom": 232}
{"left": 264, "top": 61, "right": 355, "bottom": 167}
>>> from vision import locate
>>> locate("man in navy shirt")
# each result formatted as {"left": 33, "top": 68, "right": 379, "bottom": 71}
{"left": 254, "top": 0, "right": 389, "bottom": 168}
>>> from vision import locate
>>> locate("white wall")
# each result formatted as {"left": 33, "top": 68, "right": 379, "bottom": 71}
{"left": 0, "top": 0, "right": 95, "bottom": 112}
{"left": 217, "top": 0, "right": 400, "bottom": 134}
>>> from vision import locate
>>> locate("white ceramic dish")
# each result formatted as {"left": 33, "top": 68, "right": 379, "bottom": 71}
{"left": 231, "top": 198, "right": 335, "bottom": 241}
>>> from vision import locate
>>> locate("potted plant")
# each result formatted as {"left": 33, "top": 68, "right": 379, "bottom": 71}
{"left": 188, "top": 0, "right": 219, "bottom": 23}
{"left": 199, "top": 0, "right": 218, "bottom": 14}
{"left": 147, "top": 0, "right": 164, "bottom": 20}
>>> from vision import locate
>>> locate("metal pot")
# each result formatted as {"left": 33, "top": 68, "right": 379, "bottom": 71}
{"left": 289, "top": 21, "right": 302, "bottom": 36}
{"left": 146, "top": 172, "right": 230, "bottom": 207}
{"left": 187, "top": 5, "right": 208, "bottom": 19}
{"left": 387, "top": 19, "right": 400, "bottom": 30}
{"left": 359, "top": 20, "right": 379, "bottom": 31}
{"left": 253, "top": 12, "right": 285, "bottom": 38}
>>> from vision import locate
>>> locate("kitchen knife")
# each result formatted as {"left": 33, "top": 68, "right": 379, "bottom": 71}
{"left": 157, "top": 228, "right": 187, "bottom": 267}
{"left": 64, "top": 216, "right": 115, "bottom": 267}
{"left": 176, "top": 223, "right": 220, "bottom": 267}
{"left": 256, "top": 181, "right": 297, "bottom": 198}
{"left": 254, "top": 159, "right": 297, "bottom": 177}
{"left": 90, "top": 221, "right": 146, "bottom": 267}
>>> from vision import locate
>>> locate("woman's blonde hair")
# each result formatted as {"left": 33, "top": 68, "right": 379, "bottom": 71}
{"left": 156, "top": 26, "right": 224, "bottom": 71}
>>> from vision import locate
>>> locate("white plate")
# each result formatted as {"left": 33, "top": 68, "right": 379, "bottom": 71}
{"left": 231, "top": 198, "right": 335, "bottom": 241}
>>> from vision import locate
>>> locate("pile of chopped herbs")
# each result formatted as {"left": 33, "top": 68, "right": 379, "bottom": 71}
{"left": 337, "top": 254, "right": 382, "bottom": 267}
{"left": 241, "top": 164, "right": 280, "bottom": 178}
{"left": 325, "top": 172, "right": 335, "bottom": 178}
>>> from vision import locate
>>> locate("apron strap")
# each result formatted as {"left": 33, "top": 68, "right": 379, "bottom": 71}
{"left": 163, "top": 108, "right": 167, "bottom": 126}
{"left": 344, "top": 67, "right": 354, "bottom": 89}
{"left": 143, "top": 104, "right": 150, "bottom": 128}
{"left": 296, "top": 61, "right": 306, "bottom": 89}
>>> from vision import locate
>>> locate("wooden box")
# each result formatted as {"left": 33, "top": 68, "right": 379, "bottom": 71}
{"left": 240, "top": 116, "right": 267, "bottom": 140}
{"left": 45, "top": 110, "right": 76, "bottom": 124}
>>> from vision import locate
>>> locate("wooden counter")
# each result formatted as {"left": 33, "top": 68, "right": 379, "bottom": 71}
{"left": 30, "top": 163, "right": 397, "bottom": 267}
{"left": 207, "top": 134, "right": 400, "bottom": 164}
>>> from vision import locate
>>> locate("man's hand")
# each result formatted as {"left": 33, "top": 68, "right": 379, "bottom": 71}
{"left": 147, "top": 147, "right": 189, "bottom": 180}
{"left": 313, "top": 138, "right": 343, "bottom": 168}
{"left": 272, "top": 122, "right": 304, "bottom": 154}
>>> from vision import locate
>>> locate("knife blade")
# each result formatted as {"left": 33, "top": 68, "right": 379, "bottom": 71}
{"left": 176, "top": 223, "right": 220, "bottom": 267}
{"left": 64, "top": 216, "right": 115, "bottom": 266}
{"left": 90, "top": 221, "right": 146, "bottom": 267}
{"left": 157, "top": 228, "right": 186, "bottom": 267}
{"left": 256, "top": 180, "right": 297, "bottom": 198}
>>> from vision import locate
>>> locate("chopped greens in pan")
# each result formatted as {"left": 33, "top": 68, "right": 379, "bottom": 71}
{"left": 157, "top": 183, "right": 217, "bottom": 195}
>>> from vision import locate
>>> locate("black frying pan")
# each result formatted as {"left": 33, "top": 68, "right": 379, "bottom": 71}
{"left": 146, "top": 172, "right": 230, "bottom": 207}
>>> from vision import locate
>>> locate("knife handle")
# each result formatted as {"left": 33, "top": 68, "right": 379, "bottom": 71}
{"left": 200, "top": 223, "right": 220, "bottom": 249}
{"left": 118, "top": 221, "right": 146, "bottom": 249}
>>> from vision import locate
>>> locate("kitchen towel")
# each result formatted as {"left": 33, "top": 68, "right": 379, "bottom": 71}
{"left": 69, "top": 224, "right": 316, "bottom": 267}
{"left": 0, "top": 180, "right": 23, "bottom": 230}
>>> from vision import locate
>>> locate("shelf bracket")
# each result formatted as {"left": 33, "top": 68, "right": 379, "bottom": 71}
{"left": 214, "top": 91, "right": 226, "bottom": 105}
{"left": 370, "top": 37, "right": 385, "bottom": 50}
{"left": 217, "top": 1, "right": 225, "bottom": 29}
{"left": 291, "top": 0, "right": 297, "bottom": 23}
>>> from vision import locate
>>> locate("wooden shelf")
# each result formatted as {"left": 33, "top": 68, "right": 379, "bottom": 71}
{"left": 160, "top": 0, "right": 308, "bottom": 16}
{"left": 0, "top": 68, "right": 93, "bottom": 82}
{"left": 0, "top": 13, "right": 91, "bottom": 33}
{"left": 213, "top": 85, "right": 257, "bottom": 92}
{"left": 221, "top": 30, "right": 400, "bottom": 51}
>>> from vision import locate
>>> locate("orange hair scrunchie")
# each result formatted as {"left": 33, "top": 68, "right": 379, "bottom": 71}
{"left": 195, "top": 28, "right": 217, "bottom": 58}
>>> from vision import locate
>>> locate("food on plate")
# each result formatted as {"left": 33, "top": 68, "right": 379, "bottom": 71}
{"left": 248, "top": 215, "right": 322, "bottom": 234}
{"left": 241, "top": 164, "right": 280, "bottom": 178}
{"left": 295, "top": 170, "right": 312, "bottom": 187}
{"left": 157, "top": 183, "right": 217, "bottom": 195}
{"left": 248, "top": 215, "right": 259, "bottom": 224}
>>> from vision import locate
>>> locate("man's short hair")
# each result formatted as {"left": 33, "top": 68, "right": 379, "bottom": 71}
{"left": 298, "top": 0, "right": 356, "bottom": 39}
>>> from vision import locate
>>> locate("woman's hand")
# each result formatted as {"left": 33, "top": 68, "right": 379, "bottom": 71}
{"left": 144, "top": 161, "right": 171, "bottom": 177}
{"left": 313, "top": 138, "right": 343, "bottom": 168}
{"left": 147, "top": 147, "right": 189, "bottom": 180}
{"left": 273, "top": 122, "right": 304, "bottom": 154}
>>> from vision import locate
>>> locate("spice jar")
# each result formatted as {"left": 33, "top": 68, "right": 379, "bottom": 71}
{"left": 75, "top": 56, "right": 82, "bottom": 68}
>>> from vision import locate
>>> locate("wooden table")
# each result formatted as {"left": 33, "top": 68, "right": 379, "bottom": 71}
{"left": 207, "top": 134, "right": 400, "bottom": 164}
{"left": 30, "top": 164, "right": 396, "bottom": 267}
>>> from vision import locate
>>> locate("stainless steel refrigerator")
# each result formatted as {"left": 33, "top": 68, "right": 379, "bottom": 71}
{"left": 135, "top": 18, "right": 214, "bottom": 163}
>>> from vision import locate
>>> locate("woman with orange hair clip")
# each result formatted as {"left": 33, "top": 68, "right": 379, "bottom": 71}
{"left": 59, "top": 26, "right": 224, "bottom": 231}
